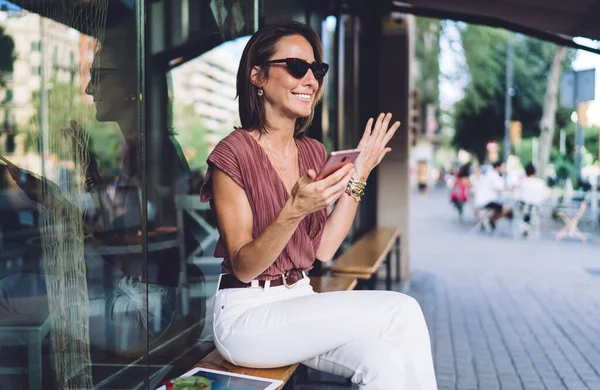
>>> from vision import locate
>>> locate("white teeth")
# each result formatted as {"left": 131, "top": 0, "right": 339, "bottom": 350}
{"left": 293, "top": 93, "right": 311, "bottom": 100}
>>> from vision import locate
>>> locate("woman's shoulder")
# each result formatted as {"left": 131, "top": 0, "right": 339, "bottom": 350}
{"left": 209, "top": 129, "right": 256, "bottom": 159}
{"left": 214, "top": 128, "right": 250, "bottom": 149}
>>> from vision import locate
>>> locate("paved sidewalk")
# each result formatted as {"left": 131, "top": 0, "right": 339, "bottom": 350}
{"left": 410, "top": 191, "right": 600, "bottom": 390}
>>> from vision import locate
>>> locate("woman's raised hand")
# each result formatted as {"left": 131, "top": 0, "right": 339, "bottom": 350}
{"left": 353, "top": 112, "right": 401, "bottom": 181}
{"left": 289, "top": 164, "right": 354, "bottom": 216}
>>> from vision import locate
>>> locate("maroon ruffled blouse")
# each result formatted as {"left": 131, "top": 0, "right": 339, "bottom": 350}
{"left": 199, "top": 129, "right": 328, "bottom": 280}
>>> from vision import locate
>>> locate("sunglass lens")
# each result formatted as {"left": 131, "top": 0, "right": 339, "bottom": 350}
{"left": 286, "top": 59, "right": 310, "bottom": 78}
{"left": 312, "top": 63, "right": 329, "bottom": 79}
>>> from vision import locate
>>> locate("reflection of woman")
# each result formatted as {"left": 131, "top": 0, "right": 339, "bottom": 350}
{"left": 0, "top": 22, "right": 201, "bottom": 361}
{"left": 201, "top": 22, "right": 436, "bottom": 389}
{"left": 81, "top": 25, "right": 190, "bottom": 235}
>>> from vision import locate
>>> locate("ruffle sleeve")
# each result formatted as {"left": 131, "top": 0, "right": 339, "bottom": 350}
{"left": 199, "top": 137, "right": 244, "bottom": 203}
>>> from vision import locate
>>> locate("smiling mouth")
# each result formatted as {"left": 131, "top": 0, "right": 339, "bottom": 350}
{"left": 292, "top": 93, "right": 311, "bottom": 101}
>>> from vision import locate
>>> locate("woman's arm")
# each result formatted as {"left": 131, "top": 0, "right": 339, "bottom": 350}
{"left": 314, "top": 188, "right": 359, "bottom": 261}
{"left": 212, "top": 164, "right": 353, "bottom": 283}
{"left": 315, "top": 113, "right": 400, "bottom": 261}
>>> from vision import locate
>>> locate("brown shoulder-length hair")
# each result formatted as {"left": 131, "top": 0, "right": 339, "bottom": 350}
{"left": 236, "top": 21, "right": 326, "bottom": 137}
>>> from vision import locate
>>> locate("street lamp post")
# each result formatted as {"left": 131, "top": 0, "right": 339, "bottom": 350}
{"left": 503, "top": 33, "right": 514, "bottom": 166}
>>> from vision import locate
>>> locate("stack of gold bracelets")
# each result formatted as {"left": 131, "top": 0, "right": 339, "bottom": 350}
{"left": 345, "top": 177, "right": 366, "bottom": 202}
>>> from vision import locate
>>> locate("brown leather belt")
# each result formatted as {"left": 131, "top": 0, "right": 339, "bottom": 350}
{"left": 218, "top": 269, "right": 307, "bottom": 290}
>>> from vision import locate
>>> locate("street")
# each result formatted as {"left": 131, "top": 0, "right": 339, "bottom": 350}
{"left": 410, "top": 190, "right": 600, "bottom": 390}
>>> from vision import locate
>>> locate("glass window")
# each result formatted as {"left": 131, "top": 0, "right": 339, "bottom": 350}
{"left": 0, "top": 2, "right": 158, "bottom": 388}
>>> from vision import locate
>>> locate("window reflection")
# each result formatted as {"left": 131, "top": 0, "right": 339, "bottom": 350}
{"left": 167, "top": 36, "right": 248, "bottom": 353}
{"left": 0, "top": 3, "right": 204, "bottom": 389}
{"left": 170, "top": 36, "right": 248, "bottom": 175}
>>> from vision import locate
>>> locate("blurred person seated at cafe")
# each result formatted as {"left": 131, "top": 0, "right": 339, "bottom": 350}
{"left": 0, "top": 19, "right": 205, "bottom": 369}
{"left": 472, "top": 161, "right": 512, "bottom": 230}
{"left": 516, "top": 162, "right": 550, "bottom": 224}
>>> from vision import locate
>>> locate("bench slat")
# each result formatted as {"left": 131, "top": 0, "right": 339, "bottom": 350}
{"left": 310, "top": 275, "right": 357, "bottom": 292}
{"left": 331, "top": 227, "right": 400, "bottom": 275}
{"left": 330, "top": 271, "right": 372, "bottom": 280}
{"left": 195, "top": 349, "right": 298, "bottom": 390}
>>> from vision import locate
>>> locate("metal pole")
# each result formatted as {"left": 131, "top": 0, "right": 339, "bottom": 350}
{"left": 39, "top": 16, "right": 48, "bottom": 176}
{"left": 503, "top": 33, "right": 514, "bottom": 166}
{"left": 253, "top": 0, "right": 260, "bottom": 31}
{"left": 574, "top": 71, "right": 583, "bottom": 178}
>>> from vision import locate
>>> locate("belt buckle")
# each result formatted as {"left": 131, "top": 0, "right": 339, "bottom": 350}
{"left": 282, "top": 271, "right": 298, "bottom": 289}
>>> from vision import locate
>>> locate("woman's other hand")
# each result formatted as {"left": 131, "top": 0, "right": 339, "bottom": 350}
{"left": 290, "top": 164, "right": 354, "bottom": 217}
{"left": 353, "top": 112, "right": 401, "bottom": 181}
{"left": 62, "top": 120, "right": 100, "bottom": 191}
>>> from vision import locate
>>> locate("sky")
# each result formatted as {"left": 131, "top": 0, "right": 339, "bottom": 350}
{"left": 439, "top": 22, "right": 467, "bottom": 113}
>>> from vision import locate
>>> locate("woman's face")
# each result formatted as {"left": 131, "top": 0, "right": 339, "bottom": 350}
{"left": 85, "top": 47, "right": 133, "bottom": 123}
{"left": 258, "top": 34, "right": 320, "bottom": 122}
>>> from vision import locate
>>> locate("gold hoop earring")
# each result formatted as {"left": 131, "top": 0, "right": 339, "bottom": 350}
{"left": 257, "top": 88, "right": 263, "bottom": 96}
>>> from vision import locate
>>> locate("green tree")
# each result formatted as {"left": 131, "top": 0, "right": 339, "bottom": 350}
{"left": 452, "top": 25, "right": 573, "bottom": 161}
{"left": 25, "top": 81, "right": 121, "bottom": 170}
{"left": 415, "top": 18, "right": 442, "bottom": 108}
{"left": 172, "top": 102, "right": 212, "bottom": 170}
{"left": 538, "top": 46, "right": 568, "bottom": 177}
{"left": 0, "top": 26, "right": 15, "bottom": 87}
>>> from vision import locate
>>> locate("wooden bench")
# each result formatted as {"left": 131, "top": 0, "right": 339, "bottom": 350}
{"left": 193, "top": 275, "right": 357, "bottom": 389}
{"left": 196, "top": 349, "right": 299, "bottom": 389}
{"left": 309, "top": 275, "right": 357, "bottom": 293}
{"left": 330, "top": 227, "right": 401, "bottom": 290}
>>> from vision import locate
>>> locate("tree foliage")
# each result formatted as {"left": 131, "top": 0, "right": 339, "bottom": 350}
{"left": 415, "top": 17, "right": 442, "bottom": 108}
{"left": 25, "top": 81, "right": 122, "bottom": 171}
{"left": 0, "top": 25, "right": 15, "bottom": 85}
{"left": 452, "top": 24, "right": 574, "bottom": 161}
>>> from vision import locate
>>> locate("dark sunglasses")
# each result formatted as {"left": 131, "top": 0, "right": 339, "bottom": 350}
{"left": 264, "top": 58, "right": 329, "bottom": 80}
{"left": 90, "top": 68, "right": 123, "bottom": 82}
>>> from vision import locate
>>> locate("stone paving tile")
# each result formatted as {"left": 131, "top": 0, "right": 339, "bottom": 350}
{"left": 409, "top": 191, "right": 600, "bottom": 390}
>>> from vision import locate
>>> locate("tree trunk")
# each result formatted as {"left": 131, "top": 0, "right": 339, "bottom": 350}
{"left": 538, "top": 46, "right": 567, "bottom": 177}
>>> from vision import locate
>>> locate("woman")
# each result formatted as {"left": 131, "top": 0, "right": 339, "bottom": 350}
{"left": 199, "top": 21, "right": 437, "bottom": 389}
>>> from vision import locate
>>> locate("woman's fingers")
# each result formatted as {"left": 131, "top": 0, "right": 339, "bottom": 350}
{"left": 382, "top": 120, "right": 401, "bottom": 145}
{"left": 376, "top": 113, "right": 392, "bottom": 142}
{"left": 319, "top": 163, "right": 354, "bottom": 187}
{"left": 371, "top": 113, "right": 385, "bottom": 138}
{"left": 360, "top": 117, "right": 374, "bottom": 145}
{"left": 365, "top": 113, "right": 397, "bottom": 148}
{"left": 321, "top": 168, "right": 353, "bottom": 202}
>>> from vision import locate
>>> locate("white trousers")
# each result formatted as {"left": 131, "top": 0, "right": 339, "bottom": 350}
{"left": 212, "top": 275, "right": 437, "bottom": 390}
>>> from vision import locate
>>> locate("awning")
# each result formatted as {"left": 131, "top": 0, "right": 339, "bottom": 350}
{"left": 9, "top": 0, "right": 600, "bottom": 52}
